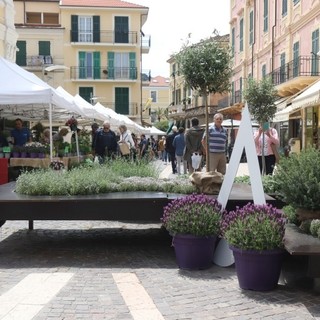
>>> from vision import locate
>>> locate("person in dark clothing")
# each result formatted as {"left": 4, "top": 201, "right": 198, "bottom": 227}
{"left": 184, "top": 118, "right": 205, "bottom": 174}
{"left": 166, "top": 126, "right": 178, "bottom": 174}
{"left": 92, "top": 121, "right": 117, "bottom": 163}
{"left": 0, "top": 131, "right": 8, "bottom": 147}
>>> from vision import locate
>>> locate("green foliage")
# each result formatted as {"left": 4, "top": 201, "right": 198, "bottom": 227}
{"left": 282, "top": 205, "right": 299, "bottom": 225}
{"left": 310, "top": 219, "right": 320, "bottom": 237}
{"left": 155, "top": 120, "right": 169, "bottom": 133}
{"left": 15, "top": 158, "right": 196, "bottom": 196}
{"left": 273, "top": 148, "right": 320, "bottom": 210}
{"left": 243, "top": 77, "right": 278, "bottom": 124}
{"left": 176, "top": 39, "right": 232, "bottom": 96}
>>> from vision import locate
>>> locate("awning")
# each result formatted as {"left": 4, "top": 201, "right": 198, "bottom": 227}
{"left": 273, "top": 105, "right": 294, "bottom": 122}
{"left": 291, "top": 79, "right": 320, "bottom": 110}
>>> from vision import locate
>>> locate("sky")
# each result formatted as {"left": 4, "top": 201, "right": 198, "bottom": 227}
{"left": 131, "top": 0, "right": 231, "bottom": 77}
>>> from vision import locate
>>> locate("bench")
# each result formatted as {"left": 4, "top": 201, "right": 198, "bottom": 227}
{"left": 284, "top": 223, "right": 320, "bottom": 277}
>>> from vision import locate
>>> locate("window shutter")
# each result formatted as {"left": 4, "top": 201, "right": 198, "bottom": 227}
{"left": 16, "top": 41, "right": 27, "bottom": 66}
{"left": 129, "top": 52, "right": 136, "bottom": 79}
{"left": 71, "top": 15, "right": 78, "bottom": 42}
{"left": 79, "top": 51, "right": 86, "bottom": 79}
{"left": 93, "top": 52, "right": 101, "bottom": 79}
{"left": 108, "top": 52, "right": 115, "bottom": 79}
{"left": 93, "top": 16, "right": 100, "bottom": 43}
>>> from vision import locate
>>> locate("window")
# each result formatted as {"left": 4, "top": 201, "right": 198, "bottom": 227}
{"left": 264, "top": 0, "right": 268, "bottom": 32}
{"left": 231, "top": 27, "right": 235, "bottom": 55}
{"left": 293, "top": 41, "right": 299, "bottom": 77}
{"left": 115, "top": 16, "right": 129, "bottom": 43}
{"left": 79, "top": 16, "right": 93, "bottom": 42}
{"left": 39, "top": 41, "right": 52, "bottom": 64}
{"left": 280, "top": 53, "right": 286, "bottom": 83}
{"left": 115, "top": 87, "right": 129, "bottom": 114}
{"left": 282, "top": 0, "right": 287, "bottom": 16}
{"left": 312, "top": 29, "right": 319, "bottom": 75}
{"left": 71, "top": 15, "right": 100, "bottom": 42}
{"left": 151, "top": 90, "right": 157, "bottom": 103}
{"left": 26, "top": 12, "right": 41, "bottom": 24}
{"left": 249, "top": 11, "right": 254, "bottom": 46}
{"left": 262, "top": 64, "right": 267, "bottom": 78}
{"left": 293, "top": 0, "right": 300, "bottom": 5}
{"left": 79, "top": 87, "right": 93, "bottom": 104}
{"left": 108, "top": 52, "right": 136, "bottom": 79}
{"left": 79, "top": 51, "right": 101, "bottom": 79}
{"left": 240, "top": 18, "right": 243, "bottom": 52}
{"left": 16, "top": 41, "right": 26, "bottom": 66}
{"left": 43, "top": 13, "right": 59, "bottom": 25}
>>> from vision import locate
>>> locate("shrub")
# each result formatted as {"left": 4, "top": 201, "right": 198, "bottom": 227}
{"left": 310, "top": 219, "right": 320, "bottom": 237}
{"left": 282, "top": 205, "right": 299, "bottom": 226}
{"left": 273, "top": 148, "right": 320, "bottom": 210}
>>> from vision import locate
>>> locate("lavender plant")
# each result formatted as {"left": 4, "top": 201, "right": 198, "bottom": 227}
{"left": 221, "top": 203, "right": 287, "bottom": 251}
{"left": 161, "top": 194, "right": 224, "bottom": 237}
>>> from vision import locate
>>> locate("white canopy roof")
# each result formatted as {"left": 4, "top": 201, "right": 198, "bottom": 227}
{"left": 291, "top": 79, "right": 320, "bottom": 110}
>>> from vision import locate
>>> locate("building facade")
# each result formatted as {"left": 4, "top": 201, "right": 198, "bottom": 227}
{"left": 13, "top": 0, "right": 151, "bottom": 124}
{"left": 228, "top": 0, "right": 320, "bottom": 150}
{"left": 0, "top": 0, "right": 18, "bottom": 61}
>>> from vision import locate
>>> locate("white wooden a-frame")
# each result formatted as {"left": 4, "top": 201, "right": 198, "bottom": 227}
{"left": 217, "top": 103, "right": 266, "bottom": 208}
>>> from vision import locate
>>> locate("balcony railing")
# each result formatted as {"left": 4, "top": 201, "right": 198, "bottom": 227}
{"left": 26, "top": 55, "right": 53, "bottom": 67}
{"left": 268, "top": 55, "right": 320, "bottom": 86}
{"left": 70, "top": 30, "right": 138, "bottom": 44}
{"left": 97, "top": 102, "right": 139, "bottom": 116}
{"left": 70, "top": 66, "right": 138, "bottom": 80}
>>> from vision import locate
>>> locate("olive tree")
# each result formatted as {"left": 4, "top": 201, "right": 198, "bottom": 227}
{"left": 176, "top": 38, "right": 232, "bottom": 171}
{"left": 243, "top": 77, "right": 278, "bottom": 174}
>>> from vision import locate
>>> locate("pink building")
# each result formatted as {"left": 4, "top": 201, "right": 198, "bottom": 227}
{"left": 225, "top": 0, "right": 320, "bottom": 150}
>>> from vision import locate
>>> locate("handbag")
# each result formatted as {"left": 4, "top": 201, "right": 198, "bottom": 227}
{"left": 118, "top": 141, "right": 130, "bottom": 155}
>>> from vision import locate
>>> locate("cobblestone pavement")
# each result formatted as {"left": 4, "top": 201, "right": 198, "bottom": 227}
{"left": 0, "top": 220, "right": 320, "bottom": 320}
{"left": 0, "top": 161, "right": 320, "bottom": 319}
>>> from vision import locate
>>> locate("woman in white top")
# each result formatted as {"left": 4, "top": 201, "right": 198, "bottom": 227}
{"left": 118, "top": 125, "right": 135, "bottom": 157}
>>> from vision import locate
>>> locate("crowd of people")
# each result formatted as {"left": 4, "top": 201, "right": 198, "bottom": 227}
{"left": 1, "top": 115, "right": 280, "bottom": 176}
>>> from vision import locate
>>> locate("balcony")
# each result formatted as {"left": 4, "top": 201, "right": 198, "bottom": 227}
{"left": 70, "top": 66, "right": 138, "bottom": 81}
{"left": 141, "top": 35, "right": 151, "bottom": 53}
{"left": 26, "top": 55, "right": 53, "bottom": 67}
{"left": 70, "top": 30, "right": 139, "bottom": 45}
{"left": 97, "top": 102, "right": 139, "bottom": 117}
{"left": 267, "top": 55, "right": 320, "bottom": 97}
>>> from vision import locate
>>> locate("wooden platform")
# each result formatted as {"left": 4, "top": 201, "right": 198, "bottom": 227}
{"left": 0, "top": 182, "right": 281, "bottom": 230}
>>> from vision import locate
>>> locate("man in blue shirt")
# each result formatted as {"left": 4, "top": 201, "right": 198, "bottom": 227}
{"left": 10, "top": 118, "right": 32, "bottom": 146}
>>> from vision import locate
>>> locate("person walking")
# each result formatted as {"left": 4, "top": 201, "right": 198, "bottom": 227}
{"left": 92, "top": 121, "right": 117, "bottom": 163}
{"left": 118, "top": 124, "right": 135, "bottom": 159}
{"left": 184, "top": 118, "right": 205, "bottom": 174}
{"left": 158, "top": 135, "right": 167, "bottom": 163}
{"left": 254, "top": 123, "right": 279, "bottom": 175}
{"left": 173, "top": 127, "right": 187, "bottom": 175}
{"left": 202, "top": 113, "right": 227, "bottom": 175}
{"left": 166, "top": 126, "right": 178, "bottom": 174}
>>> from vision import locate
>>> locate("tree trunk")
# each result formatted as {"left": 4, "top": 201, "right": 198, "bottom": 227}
{"left": 205, "top": 92, "right": 210, "bottom": 172}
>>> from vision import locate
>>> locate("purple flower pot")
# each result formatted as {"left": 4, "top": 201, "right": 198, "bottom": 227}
{"left": 12, "top": 152, "right": 20, "bottom": 158}
{"left": 29, "top": 153, "right": 38, "bottom": 158}
{"left": 20, "top": 152, "right": 27, "bottom": 158}
{"left": 173, "top": 234, "right": 217, "bottom": 270}
{"left": 231, "top": 246, "right": 284, "bottom": 291}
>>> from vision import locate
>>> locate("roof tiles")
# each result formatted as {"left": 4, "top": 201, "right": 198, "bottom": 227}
{"left": 60, "top": 0, "right": 147, "bottom": 8}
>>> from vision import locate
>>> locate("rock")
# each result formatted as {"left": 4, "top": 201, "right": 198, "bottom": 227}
{"left": 189, "top": 171, "right": 223, "bottom": 195}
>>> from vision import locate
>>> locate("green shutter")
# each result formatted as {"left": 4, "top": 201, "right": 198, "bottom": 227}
{"left": 16, "top": 41, "right": 26, "bottom": 66}
{"left": 108, "top": 52, "right": 114, "bottom": 79}
{"left": 93, "top": 52, "right": 101, "bottom": 79}
{"left": 129, "top": 52, "right": 136, "bottom": 79}
{"left": 115, "top": 87, "right": 129, "bottom": 114}
{"left": 293, "top": 42, "right": 299, "bottom": 77}
{"left": 312, "top": 30, "right": 319, "bottom": 75}
{"left": 71, "top": 15, "right": 78, "bottom": 42}
{"left": 93, "top": 16, "right": 100, "bottom": 43}
{"left": 39, "top": 41, "right": 50, "bottom": 55}
{"left": 115, "top": 16, "right": 129, "bottom": 43}
{"left": 79, "top": 87, "right": 93, "bottom": 103}
{"left": 79, "top": 51, "right": 86, "bottom": 79}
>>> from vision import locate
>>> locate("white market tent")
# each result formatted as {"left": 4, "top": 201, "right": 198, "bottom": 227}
{"left": 0, "top": 57, "right": 84, "bottom": 159}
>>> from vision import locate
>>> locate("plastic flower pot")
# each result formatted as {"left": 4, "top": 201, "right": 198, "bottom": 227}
{"left": 173, "top": 234, "right": 217, "bottom": 270}
{"left": 230, "top": 246, "right": 284, "bottom": 291}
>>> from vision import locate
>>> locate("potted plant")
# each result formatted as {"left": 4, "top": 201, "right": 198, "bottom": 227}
{"left": 222, "top": 202, "right": 287, "bottom": 291}
{"left": 161, "top": 193, "right": 224, "bottom": 270}
{"left": 11, "top": 145, "right": 22, "bottom": 157}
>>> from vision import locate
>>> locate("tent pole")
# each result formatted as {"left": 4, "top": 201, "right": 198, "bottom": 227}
{"left": 49, "top": 102, "right": 53, "bottom": 161}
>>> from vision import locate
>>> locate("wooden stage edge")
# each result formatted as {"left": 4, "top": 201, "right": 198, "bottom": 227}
{"left": 0, "top": 182, "right": 284, "bottom": 230}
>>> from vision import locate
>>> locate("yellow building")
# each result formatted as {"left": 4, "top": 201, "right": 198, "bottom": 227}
{"left": 13, "top": 0, "right": 150, "bottom": 124}
{"left": 142, "top": 75, "right": 170, "bottom": 125}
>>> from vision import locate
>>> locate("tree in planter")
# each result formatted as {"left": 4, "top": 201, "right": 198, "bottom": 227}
{"left": 175, "top": 36, "right": 232, "bottom": 171}
{"left": 243, "top": 77, "right": 278, "bottom": 174}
